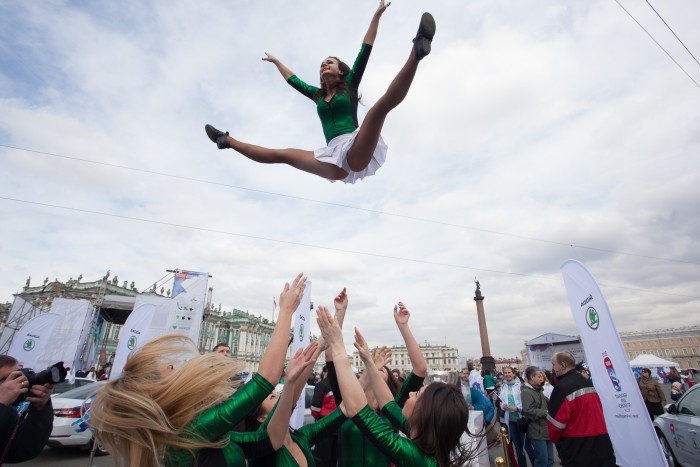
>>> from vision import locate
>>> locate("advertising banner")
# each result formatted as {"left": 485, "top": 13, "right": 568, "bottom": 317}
{"left": 8, "top": 313, "right": 61, "bottom": 369}
{"left": 560, "top": 260, "right": 667, "bottom": 467}
{"left": 163, "top": 270, "right": 209, "bottom": 343}
{"left": 289, "top": 281, "right": 312, "bottom": 429}
{"left": 0, "top": 296, "right": 41, "bottom": 354}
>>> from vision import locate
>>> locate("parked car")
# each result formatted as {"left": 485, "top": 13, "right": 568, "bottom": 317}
{"left": 51, "top": 377, "right": 97, "bottom": 396}
{"left": 654, "top": 384, "right": 700, "bottom": 466}
{"left": 47, "top": 381, "right": 108, "bottom": 455}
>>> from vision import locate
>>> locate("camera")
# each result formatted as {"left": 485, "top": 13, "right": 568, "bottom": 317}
{"left": 14, "top": 362, "right": 68, "bottom": 404}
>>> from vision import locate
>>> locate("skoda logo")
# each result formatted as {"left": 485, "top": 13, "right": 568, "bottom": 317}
{"left": 299, "top": 324, "right": 304, "bottom": 341}
{"left": 586, "top": 307, "right": 599, "bottom": 330}
{"left": 23, "top": 339, "right": 35, "bottom": 351}
{"left": 127, "top": 335, "right": 137, "bottom": 350}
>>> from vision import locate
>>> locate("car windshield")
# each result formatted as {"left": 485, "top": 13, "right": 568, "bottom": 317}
{"left": 56, "top": 382, "right": 104, "bottom": 400}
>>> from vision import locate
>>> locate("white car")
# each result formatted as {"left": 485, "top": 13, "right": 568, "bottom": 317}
{"left": 654, "top": 384, "right": 700, "bottom": 466}
{"left": 47, "top": 381, "right": 108, "bottom": 455}
{"left": 51, "top": 377, "right": 97, "bottom": 396}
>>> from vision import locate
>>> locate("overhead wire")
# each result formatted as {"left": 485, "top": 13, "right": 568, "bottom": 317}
{"left": 644, "top": 0, "right": 700, "bottom": 70}
{"left": 2, "top": 143, "right": 699, "bottom": 267}
{"left": 1, "top": 195, "right": 698, "bottom": 301}
{"left": 613, "top": 0, "right": 700, "bottom": 89}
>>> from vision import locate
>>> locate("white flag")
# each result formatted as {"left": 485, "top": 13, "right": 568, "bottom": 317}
{"left": 8, "top": 313, "right": 61, "bottom": 369}
{"left": 289, "top": 281, "right": 312, "bottom": 429}
{"left": 560, "top": 260, "right": 667, "bottom": 467}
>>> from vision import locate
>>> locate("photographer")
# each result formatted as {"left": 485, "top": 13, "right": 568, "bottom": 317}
{"left": 0, "top": 355, "right": 54, "bottom": 463}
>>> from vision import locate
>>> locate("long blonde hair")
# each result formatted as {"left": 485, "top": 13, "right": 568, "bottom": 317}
{"left": 90, "top": 335, "right": 245, "bottom": 466}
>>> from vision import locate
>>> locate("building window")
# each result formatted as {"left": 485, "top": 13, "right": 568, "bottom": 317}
{"left": 674, "top": 348, "right": 679, "bottom": 356}
{"left": 657, "top": 350, "right": 663, "bottom": 357}
{"left": 692, "top": 347, "right": 698, "bottom": 355}
{"left": 679, "top": 338, "right": 684, "bottom": 344}
{"left": 665, "top": 349, "right": 671, "bottom": 357}
{"left": 683, "top": 348, "right": 688, "bottom": 355}
{"left": 642, "top": 350, "right": 647, "bottom": 354}
{"left": 636, "top": 351, "right": 640, "bottom": 356}
{"left": 628, "top": 351, "right": 633, "bottom": 359}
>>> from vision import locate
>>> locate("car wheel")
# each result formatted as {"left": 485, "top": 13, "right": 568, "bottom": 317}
{"left": 658, "top": 433, "right": 678, "bottom": 467}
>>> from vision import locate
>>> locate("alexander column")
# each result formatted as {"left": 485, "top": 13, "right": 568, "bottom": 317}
{"left": 474, "top": 279, "right": 495, "bottom": 371}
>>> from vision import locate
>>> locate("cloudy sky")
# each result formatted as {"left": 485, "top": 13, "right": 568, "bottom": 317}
{"left": 1, "top": 0, "right": 699, "bottom": 361}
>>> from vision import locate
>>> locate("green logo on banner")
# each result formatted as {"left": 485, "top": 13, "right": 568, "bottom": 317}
{"left": 23, "top": 339, "right": 35, "bottom": 351}
{"left": 586, "top": 307, "right": 599, "bottom": 330}
{"left": 127, "top": 335, "right": 137, "bottom": 350}
{"left": 299, "top": 324, "right": 304, "bottom": 341}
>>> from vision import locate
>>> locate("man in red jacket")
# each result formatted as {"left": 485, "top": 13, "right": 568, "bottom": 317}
{"left": 547, "top": 351, "right": 616, "bottom": 466}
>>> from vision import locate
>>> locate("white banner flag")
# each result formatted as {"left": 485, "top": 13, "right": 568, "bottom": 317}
{"left": 289, "top": 281, "right": 312, "bottom": 429}
{"left": 110, "top": 295, "right": 170, "bottom": 379}
{"left": 0, "top": 296, "right": 41, "bottom": 354}
{"left": 8, "top": 313, "right": 61, "bottom": 369}
{"left": 560, "top": 260, "right": 667, "bottom": 467}
{"left": 164, "top": 271, "right": 209, "bottom": 343}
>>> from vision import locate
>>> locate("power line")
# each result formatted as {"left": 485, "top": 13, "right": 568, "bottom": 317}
{"left": 644, "top": 0, "right": 700, "bottom": 70}
{"left": 614, "top": 0, "right": 700, "bottom": 89}
{"left": 1, "top": 195, "right": 698, "bottom": 301}
{"left": 2, "top": 143, "right": 698, "bottom": 267}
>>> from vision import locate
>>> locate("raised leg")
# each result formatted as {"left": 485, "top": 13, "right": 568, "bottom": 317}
{"left": 345, "top": 51, "right": 419, "bottom": 172}
{"left": 345, "top": 13, "right": 434, "bottom": 173}
{"left": 224, "top": 135, "right": 348, "bottom": 180}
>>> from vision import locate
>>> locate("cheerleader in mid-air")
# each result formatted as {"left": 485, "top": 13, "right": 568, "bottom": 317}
{"left": 205, "top": 1, "right": 435, "bottom": 183}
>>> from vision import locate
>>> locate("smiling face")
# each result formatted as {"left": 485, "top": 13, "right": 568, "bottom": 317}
{"left": 319, "top": 57, "right": 341, "bottom": 82}
{"left": 503, "top": 367, "right": 514, "bottom": 382}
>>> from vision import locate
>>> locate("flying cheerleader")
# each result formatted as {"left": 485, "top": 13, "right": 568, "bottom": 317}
{"left": 205, "top": 1, "right": 435, "bottom": 183}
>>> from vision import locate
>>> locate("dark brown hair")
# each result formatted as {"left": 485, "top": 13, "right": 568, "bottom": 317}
{"left": 0, "top": 355, "right": 18, "bottom": 368}
{"left": 313, "top": 56, "right": 356, "bottom": 102}
{"left": 384, "top": 365, "right": 402, "bottom": 396}
{"left": 408, "top": 382, "right": 474, "bottom": 467}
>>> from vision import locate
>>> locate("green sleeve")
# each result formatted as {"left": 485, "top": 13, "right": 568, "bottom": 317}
{"left": 395, "top": 372, "right": 425, "bottom": 408}
{"left": 345, "top": 43, "right": 372, "bottom": 88}
{"left": 380, "top": 400, "right": 409, "bottom": 434}
{"left": 228, "top": 429, "right": 275, "bottom": 460}
{"left": 287, "top": 75, "right": 319, "bottom": 100}
{"left": 352, "top": 405, "right": 435, "bottom": 467}
{"left": 298, "top": 406, "right": 346, "bottom": 445}
{"left": 189, "top": 373, "right": 274, "bottom": 441}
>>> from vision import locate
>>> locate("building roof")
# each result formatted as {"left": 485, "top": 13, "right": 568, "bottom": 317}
{"left": 526, "top": 333, "right": 580, "bottom": 346}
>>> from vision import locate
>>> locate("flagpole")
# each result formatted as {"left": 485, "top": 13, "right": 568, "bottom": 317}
{"left": 272, "top": 297, "right": 276, "bottom": 322}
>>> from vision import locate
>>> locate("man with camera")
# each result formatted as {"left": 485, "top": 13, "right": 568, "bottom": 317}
{"left": 0, "top": 355, "right": 55, "bottom": 463}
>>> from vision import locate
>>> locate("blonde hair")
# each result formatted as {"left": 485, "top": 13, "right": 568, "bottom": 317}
{"left": 90, "top": 335, "right": 244, "bottom": 466}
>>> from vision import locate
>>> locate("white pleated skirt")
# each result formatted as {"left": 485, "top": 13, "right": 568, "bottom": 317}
{"left": 313, "top": 129, "right": 388, "bottom": 184}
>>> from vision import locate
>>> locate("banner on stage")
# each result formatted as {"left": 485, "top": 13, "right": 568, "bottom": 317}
{"left": 8, "top": 313, "right": 61, "bottom": 369}
{"left": 560, "top": 260, "right": 667, "bottom": 467}
{"left": 290, "top": 281, "right": 312, "bottom": 429}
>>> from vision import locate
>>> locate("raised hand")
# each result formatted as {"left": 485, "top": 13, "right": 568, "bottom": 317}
{"left": 375, "top": 0, "right": 391, "bottom": 16}
{"left": 393, "top": 302, "right": 411, "bottom": 326}
{"left": 373, "top": 346, "right": 392, "bottom": 369}
{"left": 316, "top": 306, "right": 344, "bottom": 347}
{"left": 285, "top": 342, "right": 319, "bottom": 383}
{"left": 354, "top": 328, "right": 372, "bottom": 364}
{"left": 262, "top": 52, "right": 278, "bottom": 63}
{"left": 278, "top": 273, "right": 306, "bottom": 317}
{"left": 333, "top": 287, "right": 348, "bottom": 314}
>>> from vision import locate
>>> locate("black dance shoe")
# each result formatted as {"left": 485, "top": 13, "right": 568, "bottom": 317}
{"left": 413, "top": 12, "right": 436, "bottom": 60}
{"left": 205, "top": 124, "right": 230, "bottom": 149}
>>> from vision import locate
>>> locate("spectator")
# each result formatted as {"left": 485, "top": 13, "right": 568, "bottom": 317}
{"left": 574, "top": 363, "right": 590, "bottom": 380}
{"left": 547, "top": 351, "right": 615, "bottom": 467}
{"left": 670, "top": 382, "right": 684, "bottom": 402}
{"left": 459, "top": 369, "right": 495, "bottom": 425}
{"left": 522, "top": 366, "right": 554, "bottom": 467}
{"left": 212, "top": 342, "right": 231, "bottom": 358}
{"left": 0, "top": 355, "right": 54, "bottom": 464}
{"left": 498, "top": 366, "right": 533, "bottom": 467}
{"left": 468, "top": 363, "right": 484, "bottom": 391}
{"left": 75, "top": 368, "right": 87, "bottom": 377}
{"left": 638, "top": 367, "right": 666, "bottom": 420}
{"left": 483, "top": 368, "right": 496, "bottom": 397}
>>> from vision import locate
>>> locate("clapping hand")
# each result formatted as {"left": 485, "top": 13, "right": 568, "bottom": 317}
{"left": 316, "top": 306, "right": 343, "bottom": 347}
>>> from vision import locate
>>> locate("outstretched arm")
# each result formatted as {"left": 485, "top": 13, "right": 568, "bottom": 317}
{"left": 394, "top": 302, "right": 427, "bottom": 377}
{"left": 266, "top": 343, "right": 318, "bottom": 449}
{"left": 317, "top": 306, "right": 367, "bottom": 417}
{"left": 363, "top": 1, "right": 391, "bottom": 45}
{"left": 262, "top": 53, "right": 294, "bottom": 80}
{"left": 324, "top": 287, "right": 348, "bottom": 363}
{"left": 355, "top": 330, "right": 394, "bottom": 410}
{"left": 257, "top": 273, "right": 306, "bottom": 385}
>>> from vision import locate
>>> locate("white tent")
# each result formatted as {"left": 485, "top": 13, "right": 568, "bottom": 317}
{"left": 629, "top": 354, "right": 680, "bottom": 368}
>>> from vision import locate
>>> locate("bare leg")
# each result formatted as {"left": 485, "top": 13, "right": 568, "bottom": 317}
{"left": 224, "top": 135, "right": 348, "bottom": 180}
